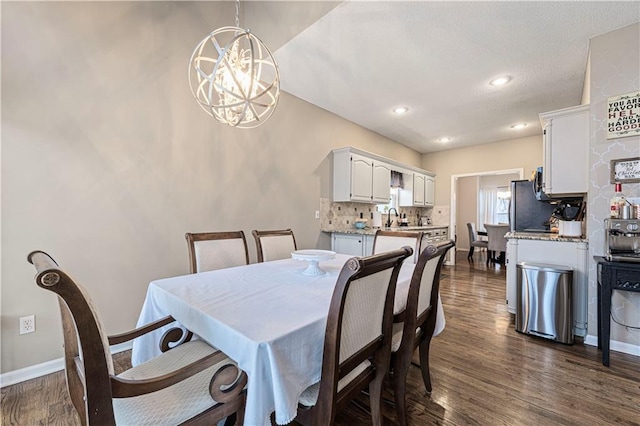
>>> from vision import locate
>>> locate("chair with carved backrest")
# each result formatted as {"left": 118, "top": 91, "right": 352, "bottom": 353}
{"left": 372, "top": 230, "right": 423, "bottom": 263}
{"left": 185, "top": 231, "right": 249, "bottom": 273}
{"left": 294, "top": 246, "right": 413, "bottom": 426}
{"left": 251, "top": 229, "right": 297, "bottom": 262}
{"left": 28, "top": 250, "right": 247, "bottom": 425}
{"left": 389, "top": 240, "right": 455, "bottom": 426}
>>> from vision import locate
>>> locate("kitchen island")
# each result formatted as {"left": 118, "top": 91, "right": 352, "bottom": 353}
{"left": 505, "top": 231, "right": 588, "bottom": 337}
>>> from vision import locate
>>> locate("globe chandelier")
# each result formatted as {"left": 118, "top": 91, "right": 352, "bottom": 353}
{"left": 188, "top": 0, "right": 280, "bottom": 128}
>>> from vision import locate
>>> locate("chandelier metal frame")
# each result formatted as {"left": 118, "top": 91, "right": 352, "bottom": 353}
{"left": 188, "top": 0, "right": 280, "bottom": 128}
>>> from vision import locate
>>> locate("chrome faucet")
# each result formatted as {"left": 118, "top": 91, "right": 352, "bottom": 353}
{"left": 386, "top": 208, "right": 398, "bottom": 228}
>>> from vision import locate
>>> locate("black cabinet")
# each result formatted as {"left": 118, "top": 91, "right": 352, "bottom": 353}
{"left": 595, "top": 257, "right": 640, "bottom": 366}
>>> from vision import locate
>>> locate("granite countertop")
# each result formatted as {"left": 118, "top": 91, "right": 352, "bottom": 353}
{"left": 323, "top": 225, "right": 449, "bottom": 235}
{"left": 505, "top": 231, "right": 588, "bottom": 243}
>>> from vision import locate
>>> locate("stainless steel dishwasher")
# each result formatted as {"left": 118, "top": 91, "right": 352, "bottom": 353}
{"left": 515, "top": 262, "right": 574, "bottom": 344}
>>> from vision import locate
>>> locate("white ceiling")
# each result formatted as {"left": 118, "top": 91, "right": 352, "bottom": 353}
{"left": 274, "top": 1, "right": 640, "bottom": 153}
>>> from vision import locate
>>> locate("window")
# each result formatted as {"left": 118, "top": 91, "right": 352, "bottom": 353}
{"left": 479, "top": 186, "right": 511, "bottom": 230}
{"left": 377, "top": 187, "right": 398, "bottom": 213}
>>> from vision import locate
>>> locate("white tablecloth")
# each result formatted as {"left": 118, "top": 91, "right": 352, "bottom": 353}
{"left": 131, "top": 254, "right": 445, "bottom": 426}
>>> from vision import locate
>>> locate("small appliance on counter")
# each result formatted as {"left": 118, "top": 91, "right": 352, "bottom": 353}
{"left": 552, "top": 200, "right": 585, "bottom": 237}
{"left": 420, "top": 216, "right": 432, "bottom": 226}
{"left": 558, "top": 220, "right": 582, "bottom": 237}
{"left": 605, "top": 219, "right": 640, "bottom": 263}
{"left": 371, "top": 211, "right": 383, "bottom": 228}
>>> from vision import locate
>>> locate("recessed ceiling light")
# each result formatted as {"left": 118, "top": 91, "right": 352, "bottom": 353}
{"left": 510, "top": 123, "right": 527, "bottom": 130}
{"left": 437, "top": 137, "right": 452, "bottom": 143}
{"left": 392, "top": 106, "right": 409, "bottom": 115}
{"left": 489, "top": 76, "right": 512, "bottom": 86}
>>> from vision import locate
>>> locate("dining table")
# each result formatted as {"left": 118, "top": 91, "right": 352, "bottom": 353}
{"left": 131, "top": 253, "right": 446, "bottom": 426}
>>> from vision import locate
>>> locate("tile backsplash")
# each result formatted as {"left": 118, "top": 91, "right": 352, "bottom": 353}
{"left": 320, "top": 198, "right": 449, "bottom": 230}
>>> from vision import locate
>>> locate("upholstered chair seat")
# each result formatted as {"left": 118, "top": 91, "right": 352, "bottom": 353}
{"left": 114, "top": 340, "right": 241, "bottom": 425}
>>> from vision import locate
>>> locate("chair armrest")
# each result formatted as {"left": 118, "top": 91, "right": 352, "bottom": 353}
{"left": 110, "top": 349, "right": 233, "bottom": 397}
{"left": 107, "top": 315, "right": 176, "bottom": 345}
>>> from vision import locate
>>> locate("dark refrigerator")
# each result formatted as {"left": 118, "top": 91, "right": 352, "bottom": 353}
{"left": 509, "top": 180, "right": 556, "bottom": 232}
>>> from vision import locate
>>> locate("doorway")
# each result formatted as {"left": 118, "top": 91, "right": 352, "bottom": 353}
{"left": 448, "top": 168, "right": 524, "bottom": 266}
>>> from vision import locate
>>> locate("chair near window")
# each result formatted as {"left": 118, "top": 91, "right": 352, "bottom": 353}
{"left": 372, "top": 230, "right": 423, "bottom": 263}
{"left": 466, "top": 222, "right": 488, "bottom": 261}
{"left": 294, "top": 247, "right": 413, "bottom": 426}
{"left": 389, "top": 240, "right": 455, "bottom": 426}
{"left": 28, "top": 251, "right": 247, "bottom": 425}
{"left": 185, "top": 231, "right": 249, "bottom": 273}
{"left": 484, "top": 223, "right": 509, "bottom": 264}
{"left": 252, "top": 229, "right": 297, "bottom": 262}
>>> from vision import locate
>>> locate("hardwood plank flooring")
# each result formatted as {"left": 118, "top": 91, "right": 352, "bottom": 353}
{"left": 2, "top": 251, "right": 639, "bottom": 425}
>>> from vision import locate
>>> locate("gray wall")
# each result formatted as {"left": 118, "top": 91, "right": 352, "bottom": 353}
{"left": 422, "top": 135, "right": 542, "bottom": 207}
{"left": 586, "top": 23, "right": 640, "bottom": 347}
{"left": 456, "top": 176, "right": 478, "bottom": 250}
{"left": 0, "top": 2, "right": 422, "bottom": 373}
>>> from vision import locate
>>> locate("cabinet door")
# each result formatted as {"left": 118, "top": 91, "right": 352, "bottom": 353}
{"left": 505, "top": 238, "right": 518, "bottom": 314}
{"left": 425, "top": 176, "right": 435, "bottom": 206}
{"left": 350, "top": 154, "right": 373, "bottom": 202}
{"left": 363, "top": 235, "right": 375, "bottom": 256}
{"left": 541, "top": 105, "right": 589, "bottom": 195}
{"left": 413, "top": 174, "right": 426, "bottom": 206}
{"left": 332, "top": 234, "right": 364, "bottom": 256}
{"left": 372, "top": 161, "right": 391, "bottom": 203}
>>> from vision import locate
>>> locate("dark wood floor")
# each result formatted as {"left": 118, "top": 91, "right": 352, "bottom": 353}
{"left": 3, "top": 251, "right": 639, "bottom": 425}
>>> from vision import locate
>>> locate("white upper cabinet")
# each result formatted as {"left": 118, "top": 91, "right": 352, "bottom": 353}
{"left": 425, "top": 175, "right": 435, "bottom": 206}
{"left": 539, "top": 104, "right": 589, "bottom": 196}
{"left": 399, "top": 172, "right": 435, "bottom": 207}
{"left": 333, "top": 147, "right": 434, "bottom": 205}
{"left": 372, "top": 161, "right": 392, "bottom": 203}
{"left": 333, "top": 148, "right": 390, "bottom": 203}
{"left": 350, "top": 153, "right": 374, "bottom": 202}
{"left": 413, "top": 174, "right": 426, "bottom": 205}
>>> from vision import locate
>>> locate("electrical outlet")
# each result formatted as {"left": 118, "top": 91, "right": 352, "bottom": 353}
{"left": 315, "top": 210, "right": 320, "bottom": 219}
{"left": 19, "top": 315, "right": 35, "bottom": 335}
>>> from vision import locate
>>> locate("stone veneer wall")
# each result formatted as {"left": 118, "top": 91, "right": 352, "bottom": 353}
{"left": 319, "top": 197, "right": 449, "bottom": 230}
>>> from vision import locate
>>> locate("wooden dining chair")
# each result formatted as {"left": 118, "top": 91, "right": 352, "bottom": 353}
{"left": 294, "top": 246, "right": 413, "bottom": 426}
{"left": 251, "top": 229, "right": 297, "bottom": 262}
{"left": 389, "top": 240, "right": 455, "bottom": 426}
{"left": 185, "top": 231, "right": 250, "bottom": 273}
{"left": 28, "top": 250, "right": 247, "bottom": 425}
{"left": 467, "top": 222, "right": 488, "bottom": 261}
{"left": 372, "top": 230, "right": 423, "bottom": 263}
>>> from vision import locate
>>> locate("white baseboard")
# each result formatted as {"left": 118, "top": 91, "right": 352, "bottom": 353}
{"left": 584, "top": 334, "right": 640, "bottom": 357}
{"left": 0, "top": 341, "right": 132, "bottom": 388}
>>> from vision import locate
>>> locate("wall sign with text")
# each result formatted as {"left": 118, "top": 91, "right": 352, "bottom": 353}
{"left": 607, "top": 91, "right": 640, "bottom": 139}
{"left": 610, "top": 157, "right": 640, "bottom": 183}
